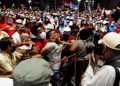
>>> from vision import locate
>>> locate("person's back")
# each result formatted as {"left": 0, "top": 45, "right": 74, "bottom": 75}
{"left": 13, "top": 54, "right": 53, "bottom": 86}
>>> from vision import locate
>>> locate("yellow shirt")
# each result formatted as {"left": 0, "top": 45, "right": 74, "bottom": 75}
{"left": 0, "top": 52, "right": 16, "bottom": 75}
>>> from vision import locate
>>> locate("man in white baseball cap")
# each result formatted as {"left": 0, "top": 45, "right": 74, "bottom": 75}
{"left": 16, "top": 19, "right": 23, "bottom": 24}
{"left": 62, "top": 26, "right": 75, "bottom": 41}
{"left": 81, "top": 32, "right": 120, "bottom": 86}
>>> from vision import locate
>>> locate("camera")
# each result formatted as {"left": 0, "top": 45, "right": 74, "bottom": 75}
{"left": 86, "top": 31, "right": 104, "bottom": 55}
{"left": 86, "top": 43, "right": 104, "bottom": 56}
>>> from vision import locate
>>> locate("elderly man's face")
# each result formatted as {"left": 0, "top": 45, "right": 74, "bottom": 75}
{"left": 21, "top": 33, "right": 30, "bottom": 42}
{"left": 17, "top": 25, "right": 25, "bottom": 34}
{"left": 7, "top": 17, "right": 13, "bottom": 25}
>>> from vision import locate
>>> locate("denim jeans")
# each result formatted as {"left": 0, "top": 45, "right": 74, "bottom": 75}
{"left": 51, "top": 70, "right": 61, "bottom": 86}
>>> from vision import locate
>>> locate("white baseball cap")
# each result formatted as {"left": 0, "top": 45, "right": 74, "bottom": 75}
{"left": 16, "top": 19, "right": 23, "bottom": 24}
{"left": 63, "top": 27, "right": 71, "bottom": 32}
{"left": 101, "top": 32, "right": 120, "bottom": 50}
{"left": 45, "top": 24, "right": 54, "bottom": 29}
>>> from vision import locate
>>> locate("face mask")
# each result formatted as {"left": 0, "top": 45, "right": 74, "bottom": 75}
{"left": 7, "top": 20, "right": 13, "bottom": 25}
{"left": 60, "top": 22, "right": 64, "bottom": 26}
{"left": 110, "top": 24, "right": 114, "bottom": 26}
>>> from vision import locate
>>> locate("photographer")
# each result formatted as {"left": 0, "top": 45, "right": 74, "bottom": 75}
{"left": 81, "top": 32, "right": 120, "bottom": 86}
{"left": 61, "top": 28, "right": 94, "bottom": 86}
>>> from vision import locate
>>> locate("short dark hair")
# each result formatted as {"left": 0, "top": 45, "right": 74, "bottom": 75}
{"left": 46, "top": 30, "right": 53, "bottom": 39}
{"left": 31, "top": 25, "right": 39, "bottom": 36}
{"left": 0, "top": 37, "right": 12, "bottom": 51}
{"left": 46, "top": 29, "right": 57, "bottom": 39}
{"left": 31, "top": 23, "right": 43, "bottom": 36}
{"left": 79, "top": 29, "right": 91, "bottom": 40}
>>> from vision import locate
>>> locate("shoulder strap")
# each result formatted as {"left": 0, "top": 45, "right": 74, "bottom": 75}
{"left": 79, "top": 42, "right": 87, "bottom": 56}
{"left": 112, "top": 66, "right": 120, "bottom": 86}
{"left": 109, "top": 61, "right": 120, "bottom": 86}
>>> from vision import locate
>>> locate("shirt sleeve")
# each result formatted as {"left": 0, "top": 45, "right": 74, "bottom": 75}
{"left": 81, "top": 65, "right": 116, "bottom": 86}
{"left": 44, "top": 43, "right": 56, "bottom": 52}
{"left": 11, "top": 35, "right": 17, "bottom": 43}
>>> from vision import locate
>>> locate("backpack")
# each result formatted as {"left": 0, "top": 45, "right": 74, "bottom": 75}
{"left": 109, "top": 61, "right": 120, "bottom": 86}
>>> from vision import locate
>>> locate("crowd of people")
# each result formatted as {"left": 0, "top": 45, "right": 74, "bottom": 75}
{"left": 0, "top": 6, "right": 120, "bottom": 86}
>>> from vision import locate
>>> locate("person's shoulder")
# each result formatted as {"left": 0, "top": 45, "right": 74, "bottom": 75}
{"left": 1, "top": 31, "right": 7, "bottom": 34}
{"left": 0, "top": 53, "right": 4, "bottom": 60}
{"left": 76, "top": 40, "right": 84, "bottom": 45}
{"left": 11, "top": 32, "right": 19, "bottom": 37}
{"left": 101, "top": 65, "right": 115, "bottom": 69}
{"left": 0, "top": 52, "right": 10, "bottom": 62}
{"left": 0, "top": 52, "right": 7, "bottom": 57}
{"left": 46, "top": 42, "right": 57, "bottom": 46}
{"left": 99, "top": 65, "right": 116, "bottom": 74}
{"left": 77, "top": 40, "right": 83, "bottom": 42}
{"left": 11, "top": 32, "right": 17, "bottom": 36}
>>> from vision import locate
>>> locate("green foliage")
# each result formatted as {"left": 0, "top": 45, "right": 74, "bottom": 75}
{"left": 39, "top": 5, "right": 46, "bottom": 10}
{"left": 32, "top": 6, "right": 40, "bottom": 11}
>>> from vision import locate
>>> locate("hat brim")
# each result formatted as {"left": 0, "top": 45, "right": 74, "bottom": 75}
{"left": 99, "top": 39, "right": 120, "bottom": 51}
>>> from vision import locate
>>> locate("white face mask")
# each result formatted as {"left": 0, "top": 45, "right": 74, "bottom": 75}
{"left": 39, "top": 32, "right": 46, "bottom": 39}
{"left": 110, "top": 24, "right": 114, "bottom": 26}
{"left": 7, "top": 19, "right": 13, "bottom": 24}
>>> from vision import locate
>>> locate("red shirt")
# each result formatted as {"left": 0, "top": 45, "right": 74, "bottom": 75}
{"left": 68, "top": 35, "right": 75, "bottom": 40}
{"left": 61, "top": 35, "right": 75, "bottom": 41}
{"left": 34, "top": 39, "right": 47, "bottom": 52}
{"left": 115, "top": 27, "right": 120, "bottom": 33}
{"left": 5, "top": 24, "right": 16, "bottom": 37}
{"left": 0, "top": 23, "right": 7, "bottom": 30}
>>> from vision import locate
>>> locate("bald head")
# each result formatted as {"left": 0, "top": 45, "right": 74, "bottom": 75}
{"left": 21, "top": 33, "right": 30, "bottom": 42}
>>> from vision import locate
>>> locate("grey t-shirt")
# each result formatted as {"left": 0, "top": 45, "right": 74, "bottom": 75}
{"left": 45, "top": 42, "right": 63, "bottom": 70}
{"left": 13, "top": 55, "right": 53, "bottom": 86}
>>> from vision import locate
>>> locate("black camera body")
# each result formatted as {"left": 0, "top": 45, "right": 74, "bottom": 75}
{"left": 86, "top": 43, "right": 104, "bottom": 55}
{"left": 86, "top": 31, "right": 104, "bottom": 55}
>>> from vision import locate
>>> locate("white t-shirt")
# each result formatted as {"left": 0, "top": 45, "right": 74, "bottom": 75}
{"left": 45, "top": 42, "right": 63, "bottom": 70}
{"left": 18, "top": 44, "right": 33, "bottom": 50}
{"left": 81, "top": 65, "right": 120, "bottom": 86}
{"left": 12, "top": 32, "right": 21, "bottom": 43}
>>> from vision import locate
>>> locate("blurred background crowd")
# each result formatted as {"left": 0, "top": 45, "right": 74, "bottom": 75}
{"left": 0, "top": 1, "right": 120, "bottom": 86}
